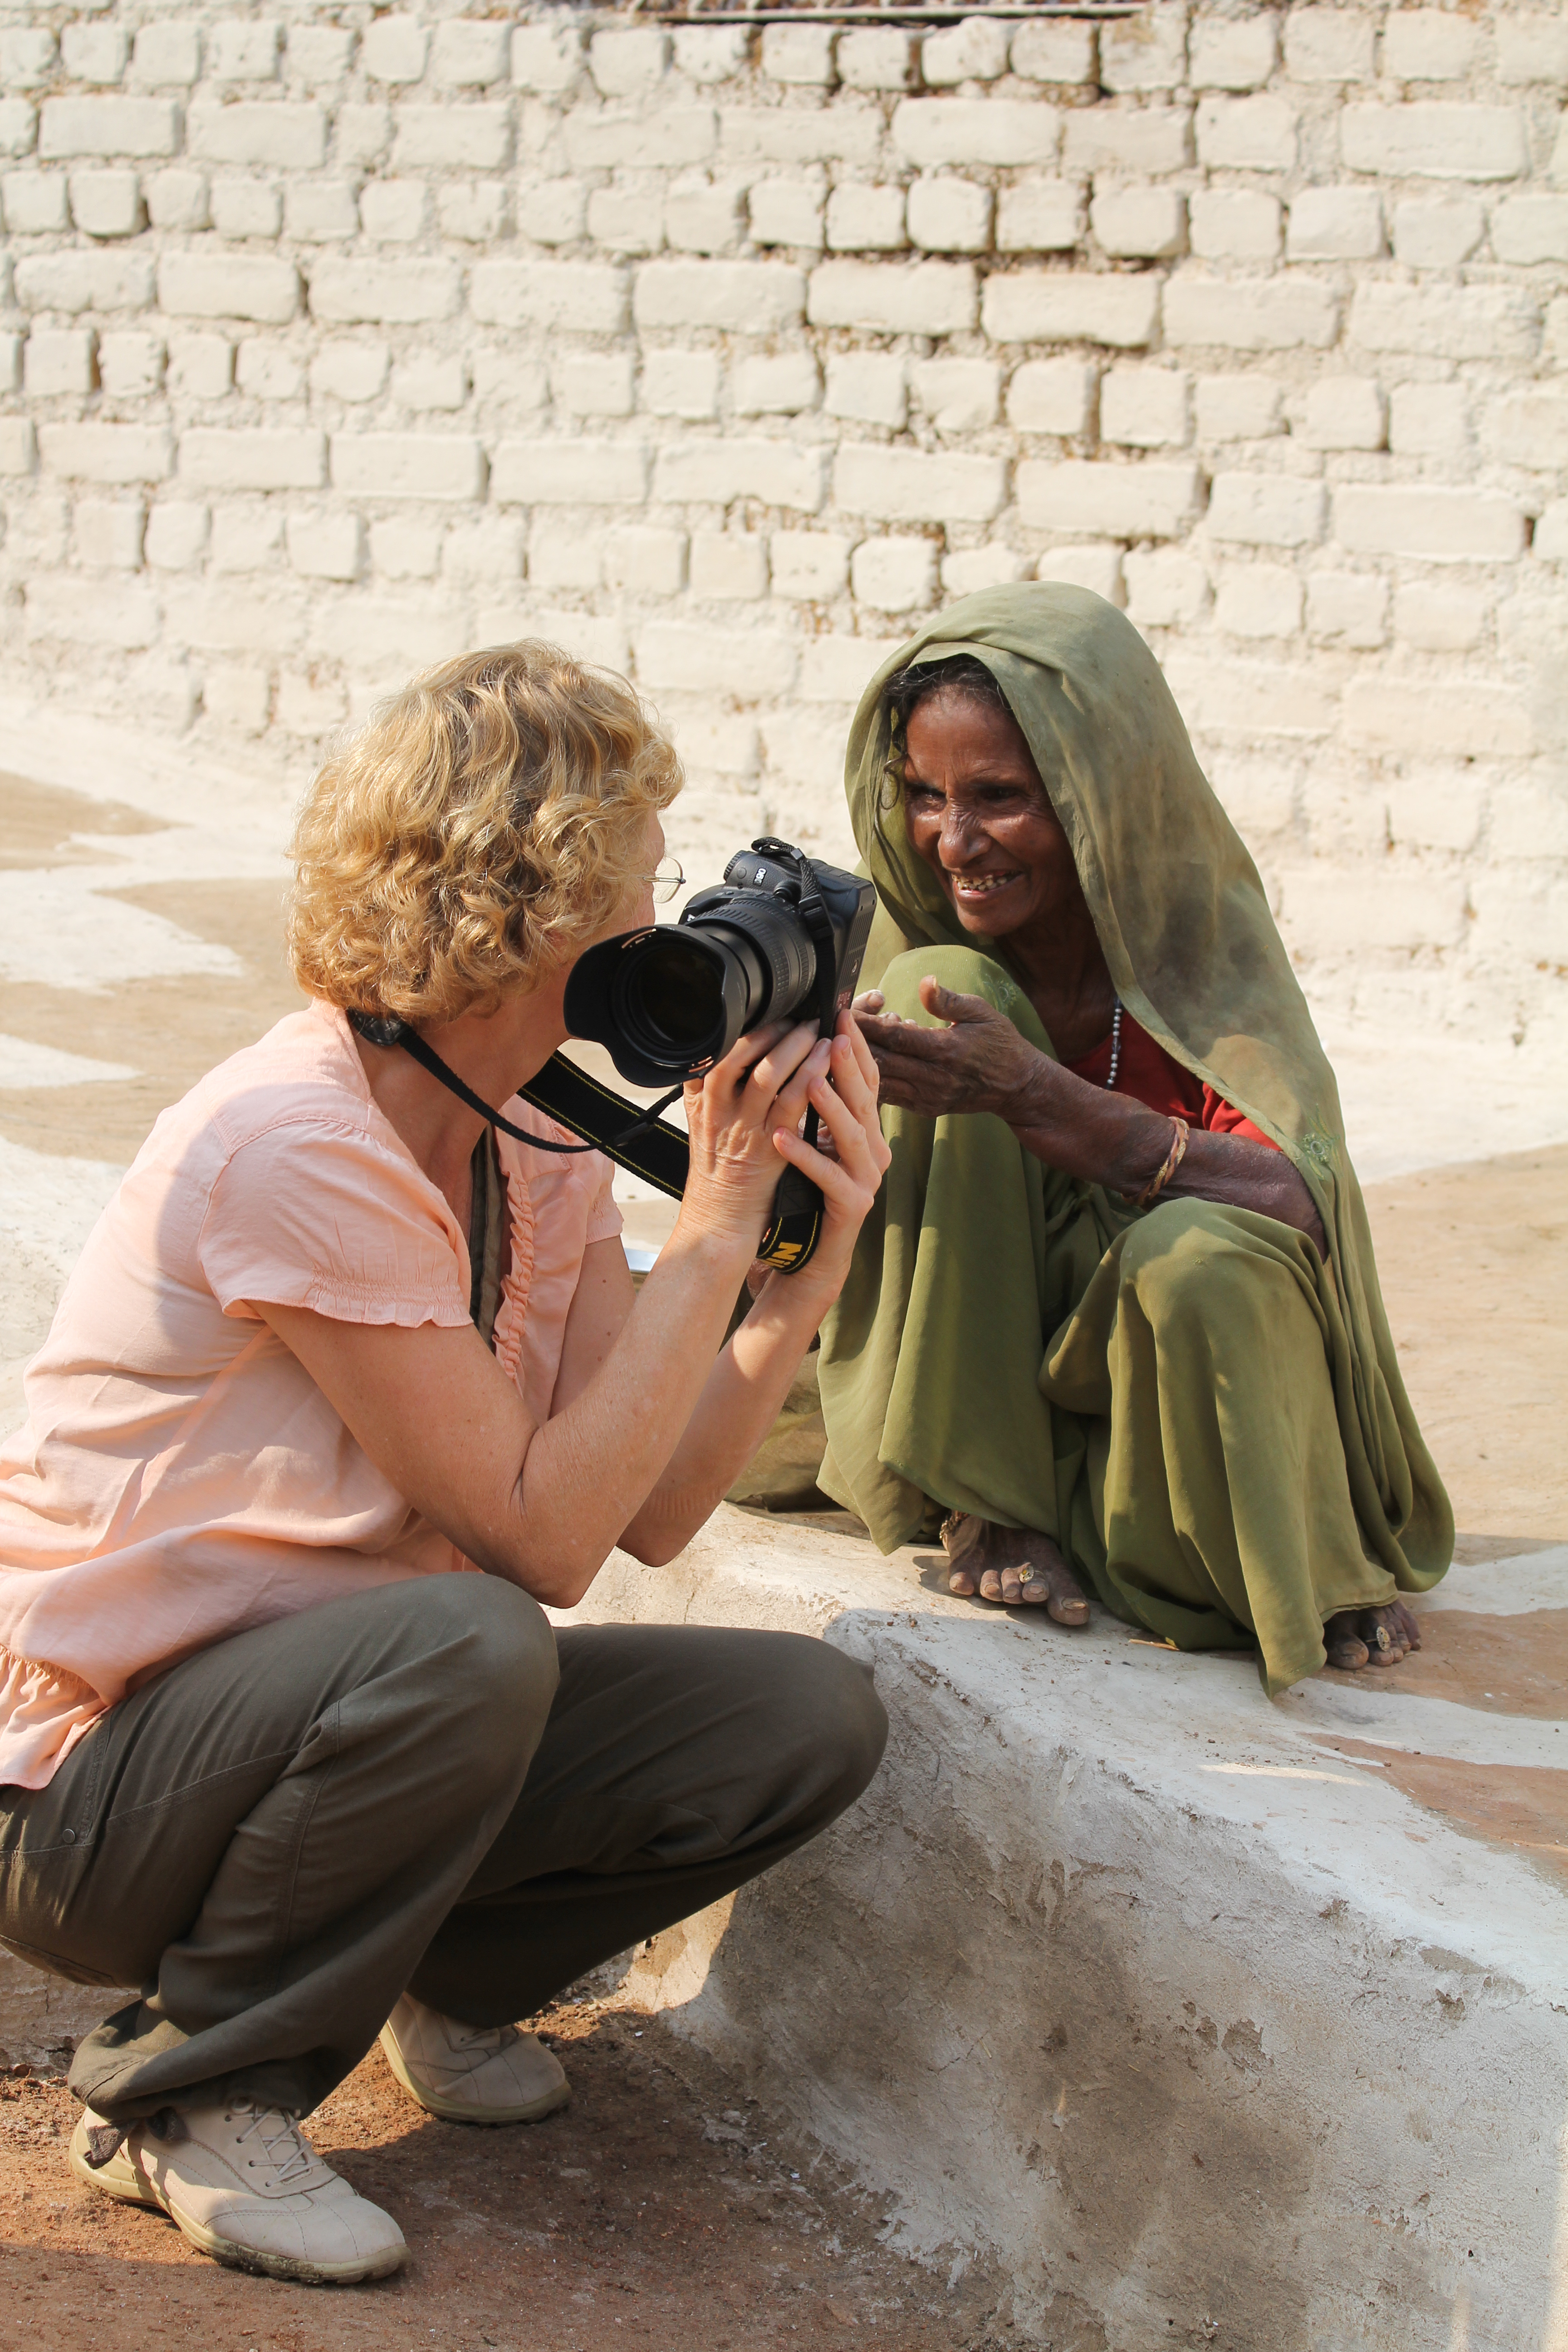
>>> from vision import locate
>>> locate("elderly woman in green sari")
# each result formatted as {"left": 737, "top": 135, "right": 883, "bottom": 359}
{"left": 817, "top": 585, "right": 1451, "bottom": 1696}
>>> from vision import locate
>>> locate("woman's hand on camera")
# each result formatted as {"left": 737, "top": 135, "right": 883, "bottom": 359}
{"left": 766, "top": 1009, "right": 890, "bottom": 1293}
{"left": 677, "top": 1018, "right": 829, "bottom": 1256}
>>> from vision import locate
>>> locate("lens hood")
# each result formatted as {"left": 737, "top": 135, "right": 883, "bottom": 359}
{"left": 564, "top": 923, "right": 764, "bottom": 1088}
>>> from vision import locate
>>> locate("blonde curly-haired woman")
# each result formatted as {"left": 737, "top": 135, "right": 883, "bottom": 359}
{"left": 0, "top": 643, "right": 889, "bottom": 2286}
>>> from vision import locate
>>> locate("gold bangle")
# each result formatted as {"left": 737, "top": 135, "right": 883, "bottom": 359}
{"left": 1135, "top": 1115, "right": 1190, "bottom": 1210}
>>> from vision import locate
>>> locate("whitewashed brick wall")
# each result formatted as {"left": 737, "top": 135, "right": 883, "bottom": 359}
{"left": 3, "top": 3, "right": 1565, "bottom": 1062}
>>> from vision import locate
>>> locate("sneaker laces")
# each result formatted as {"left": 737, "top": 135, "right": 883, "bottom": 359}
{"left": 231, "top": 2101, "right": 317, "bottom": 2186}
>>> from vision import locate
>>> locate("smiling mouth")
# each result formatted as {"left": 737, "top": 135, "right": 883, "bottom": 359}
{"left": 948, "top": 872, "right": 1022, "bottom": 897}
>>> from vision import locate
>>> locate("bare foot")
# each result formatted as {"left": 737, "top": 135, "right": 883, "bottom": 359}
{"left": 940, "top": 1514, "right": 1090, "bottom": 1627}
{"left": 1323, "top": 1599, "right": 1425, "bottom": 1673}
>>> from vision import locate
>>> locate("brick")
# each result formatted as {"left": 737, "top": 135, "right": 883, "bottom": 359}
{"left": 362, "top": 19, "right": 428, "bottom": 84}
{"left": 441, "top": 517, "right": 524, "bottom": 585}
{"left": 1279, "top": 865, "right": 1464, "bottom": 951}
{"left": 665, "top": 176, "right": 744, "bottom": 255}
{"left": 1101, "top": 366, "right": 1189, "bottom": 449}
{"left": 330, "top": 433, "right": 484, "bottom": 501}
{"left": 360, "top": 179, "right": 428, "bottom": 242}
{"left": 168, "top": 334, "right": 233, "bottom": 397}
{"left": 60, "top": 25, "right": 128, "bottom": 83}
{"left": 40, "top": 98, "right": 178, "bottom": 161}
{"left": 1350, "top": 282, "right": 1537, "bottom": 361}
{"left": 3, "top": 171, "right": 69, "bottom": 232}
{"left": 1166, "top": 653, "right": 1337, "bottom": 740}
{"left": 208, "top": 22, "right": 281, "bottom": 82}
{"left": 799, "top": 635, "right": 902, "bottom": 702}
{"left": 145, "top": 169, "right": 209, "bottom": 230}
{"left": 808, "top": 259, "right": 976, "bottom": 336}
{"left": 852, "top": 535, "right": 937, "bottom": 611}
{"left": 1214, "top": 563, "right": 1301, "bottom": 640}
{"left": 995, "top": 178, "right": 1083, "bottom": 253}
{"left": 527, "top": 518, "right": 603, "bottom": 588}
{"left": 512, "top": 25, "right": 584, "bottom": 94}
{"left": 770, "top": 531, "right": 850, "bottom": 599}
{"left": 1010, "top": 22, "right": 1097, "bottom": 84}
{"left": 733, "top": 351, "right": 821, "bottom": 416}
{"left": 287, "top": 27, "right": 354, "bottom": 87}
{"left": 835, "top": 443, "right": 1005, "bottom": 525}
{"left": 554, "top": 352, "right": 635, "bottom": 417}
{"left": 690, "top": 532, "right": 768, "bottom": 599}
{"left": 144, "top": 501, "right": 208, "bottom": 568}
{"left": 235, "top": 339, "right": 302, "bottom": 400}
{"left": 566, "top": 105, "right": 715, "bottom": 171}
{"left": 309, "top": 260, "right": 461, "bottom": 325}
{"left": 211, "top": 504, "right": 284, "bottom": 573}
{"left": 39, "top": 422, "right": 173, "bottom": 483}
{"left": 1305, "top": 571, "right": 1387, "bottom": 648}
{"left": 428, "top": 179, "right": 505, "bottom": 235}
{"left": 982, "top": 273, "right": 1159, "bottom": 348}
{"left": 1301, "top": 375, "right": 1386, "bottom": 451}
{"left": 276, "top": 673, "right": 347, "bottom": 735}
{"left": 671, "top": 28, "right": 747, "bottom": 86}
{"left": 1, "top": 29, "right": 57, "bottom": 87}
{"left": 392, "top": 355, "right": 468, "bottom": 413}
{"left": 337, "top": 106, "right": 391, "bottom": 167}
{"left": 1333, "top": 485, "right": 1524, "bottom": 561}
{"left": 187, "top": 102, "right": 326, "bottom": 170}
{"left": 1091, "top": 186, "right": 1186, "bottom": 260}
{"left": 1165, "top": 275, "right": 1337, "bottom": 353}
{"left": 633, "top": 260, "right": 804, "bottom": 333}
{"left": 763, "top": 25, "right": 836, "bottom": 85}
{"left": 1531, "top": 500, "right": 1568, "bottom": 560}
{"left": 1343, "top": 678, "right": 1532, "bottom": 761}
{"left": 1194, "top": 94, "right": 1298, "bottom": 171}
{"left": 98, "top": 330, "right": 163, "bottom": 397}
{"left": 433, "top": 22, "right": 510, "bottom": 88}
{"left": 912, "top": 358, "right": 1000, "bottom": 432}
{"left": 0, "top": 102, "right": 37, "bottom": 158}
{"left": 285, "top": 181, "right": 359, "bottom": 241}
{"left": 285, "top": 512, "right": 362, "bottom": 581}
{"left": 1208, "top": 474, "right": 1325, "bottom": 548}
{"left": 921, "top": 22, "right": 1009, "bottom": 85}
{"left": 1382, "top": 13, "right": 1478, "bottom": 83}
{"left": 1063, "top": 106, "right": 1191, "bottom": 176}
{"left": 1496, "top": 15, "right": 1568, "bottom": 85}
{"left": 312, "top": 341, "right": 390, "bottom": 403}
{"left": 1189, "top": 18, "right": 1278, "bottom": 91}
{"left": 393, "top": 104, "right": 511, "bottom": 172}
{"left": 24, "top": 328, "right": 95, "bottom": 397}
{"left": 119, "top": 22, "right": 191, "bottom": 87}
{"left": 893, "top": 99, "right": 1059, "bottom": 168}
{"left": 722, "top": 103, "right": 881, "bottom": 168}
{"left": 25, "top": 576, "right": 159, "bottom": 649}
{"left": 168, "top": 581, "right": 305, "bottom": 655}
{"left": 1188, "top": 188, "right": 1279, "bottom": 262}
{"left": 1006, "top": 357, "right": 1095, "bottom": 435}
{"left": 1018, "top": 458, "right": 1200, "bottom": 540}
{"left": 838, "top": 29, "right": 914, "bottom": 91}
{"left": 642, "top": 348, "right": 721, "bottom": 418}
{"left": 203, "top": 664, "right": 272, "bottom": 730}
{"left": 1292, "top": 189, "right": 1383, "bottom": 267}
{"left": 513, "top": 176, "right": 587, "bottom": 246}
{"left": 749, "top": 176, "right": 825, "bottom": 250}
{"left": 826, "top": 351, "right": 906, "bottom": 428}
{"left": 157, "top": 253, "right": 299, "bottom": 325}
{"left": 1284, "top": 10, "right": 1375, "bottom": 81}
{"left": 586, "top": 186, "right": 664, "bottom": 258}
{"left": 1492, "top": 196, "right": 1568, "bottom": 265}
{"left": 1388, "top": 194, "right": 1485, "bottom": 268}
{"left": 1341, "top": 104, "right": 1528, "bottom": 181}
{"left": 211, "top": 177, "right": 283, "bottom": 239}
{"left": 470, "top": 351, "right": 548, "bottom": 412}
{"left": 493, "top": 440, "right": 651, "bottom": 506}
{"left": 316, "top": 594, "right": 469, "bottom": 672}
{"left": 590, "top": 30, "right": 669, "bottom": 97}
{"left": 15, "top": 250, "right": 154, "bottom": 313}
{"left": 1100, "top": 8, "right": 1187, "bottom": 91}
{"left": 1034, "top": 544, "right": 1125, "bottom": 604}
{"left": 181, "top": 429, "right": 325, "bottom": 492}
{"left": 942, "top": 544, "right": 1029, "bottom": 597}
{"left": 826, "top": 183, "right": 907, "bottom": 252}
{"left": 908, "top": 175, "right": 992, "bottom": 255}
{"left": 1394, "top": 581, "right": 1486, "bottom": 651}
{"left": 1389, "top": 382, "right": 1470, "bottom": 461}
{"left": 637, "top": 622, "right": 797, "bottom": 697}
{"left": 651, "top": 439, "right": 825, "bottom": 512}
{"left": 1482, "top": 390, "right": 1568, "bottom": 472}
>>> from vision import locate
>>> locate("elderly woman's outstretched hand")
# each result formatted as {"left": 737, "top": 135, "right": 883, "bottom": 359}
{"left": 854, "top": 976, "right": 1040, "bottom": 1124}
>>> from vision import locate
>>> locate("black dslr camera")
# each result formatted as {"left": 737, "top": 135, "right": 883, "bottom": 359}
{"left": 565, "top": 839, "right": 875, "bottom": 1090}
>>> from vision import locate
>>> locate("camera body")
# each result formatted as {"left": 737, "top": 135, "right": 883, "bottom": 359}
{"left": 565, "top": 838, "right": 875, "bottom": 1090}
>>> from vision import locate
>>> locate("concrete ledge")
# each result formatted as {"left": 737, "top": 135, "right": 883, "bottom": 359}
{"left": 561, "top": 1508, "right": 1568, "bottom": 2352}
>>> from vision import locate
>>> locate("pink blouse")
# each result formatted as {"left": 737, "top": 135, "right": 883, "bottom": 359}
{"left": 0, "top": 1002, "right": 621, "bottom": 1789}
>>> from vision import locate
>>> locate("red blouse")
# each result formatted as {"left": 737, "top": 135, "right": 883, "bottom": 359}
{"left": 1065, "top": 1009, "right": 1276, "bottom": 1150}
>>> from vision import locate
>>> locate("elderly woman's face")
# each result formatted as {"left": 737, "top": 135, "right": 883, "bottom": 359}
{"left": 901, "top": 690, "right": 1079, "bottom": 943}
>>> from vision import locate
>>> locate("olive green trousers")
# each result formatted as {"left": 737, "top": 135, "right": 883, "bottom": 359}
{"left": 0, "top": 1576, "right": 885, "bottom": 2124}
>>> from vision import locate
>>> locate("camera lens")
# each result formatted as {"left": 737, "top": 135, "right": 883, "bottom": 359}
{"left": 619, "top": 933, "right": 725, "bottom": 1056}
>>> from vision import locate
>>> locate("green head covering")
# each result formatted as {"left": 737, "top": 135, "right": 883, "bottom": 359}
{"left": 842, "top": 582, "right": 1451, "bottom": 1586}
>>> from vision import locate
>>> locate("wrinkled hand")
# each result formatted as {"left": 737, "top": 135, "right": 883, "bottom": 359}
{"left": 853, "top": 977, "right": 1040, "bottom": 1125}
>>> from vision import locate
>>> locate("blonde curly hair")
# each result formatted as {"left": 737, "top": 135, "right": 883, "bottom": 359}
{"left": 289, "top": 641, "right": 682, "bottom": 1024}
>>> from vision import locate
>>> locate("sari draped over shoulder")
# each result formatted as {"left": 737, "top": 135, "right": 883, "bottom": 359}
{"left": 815, "top": 583, "right": 1451, "bottom": 1695}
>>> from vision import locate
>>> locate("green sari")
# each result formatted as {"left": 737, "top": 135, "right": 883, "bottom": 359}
{"left": 815, "top": 585, "right": 1451, "bottom": 1695}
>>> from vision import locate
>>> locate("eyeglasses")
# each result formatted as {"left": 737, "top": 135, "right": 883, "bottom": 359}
{"left": 646, "top": 858, "right": 685, "bottom": 905}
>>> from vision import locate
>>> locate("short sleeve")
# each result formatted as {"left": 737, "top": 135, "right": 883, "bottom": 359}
{"left": 201, "top": 1117, "right": 470, "bottom": 1328}
{"left": 584, "top": 1156, "right": 623, "bottom": 1248}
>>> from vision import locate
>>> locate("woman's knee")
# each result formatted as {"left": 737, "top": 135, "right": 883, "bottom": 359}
{"left": 395, "top": 1573, "right": 560, "bottom": 1762}
{"left": 1117, "top": 1198, "right": 1312, "bottom": 1346}
{"left": 763, "top": 1634, "right": 889, "bottom": 1814}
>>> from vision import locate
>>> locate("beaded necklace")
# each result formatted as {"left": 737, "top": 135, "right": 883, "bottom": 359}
{"left": 1106, "top": 997, "right": 1123, "bottom": 1090}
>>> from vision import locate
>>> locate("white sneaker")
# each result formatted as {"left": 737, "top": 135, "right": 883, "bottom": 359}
{"left": 69, "top": 2099, "right": 407, "bottom": 2285}
{"left": 379, "top": 1992, "right": 569, "bottom": 2126}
